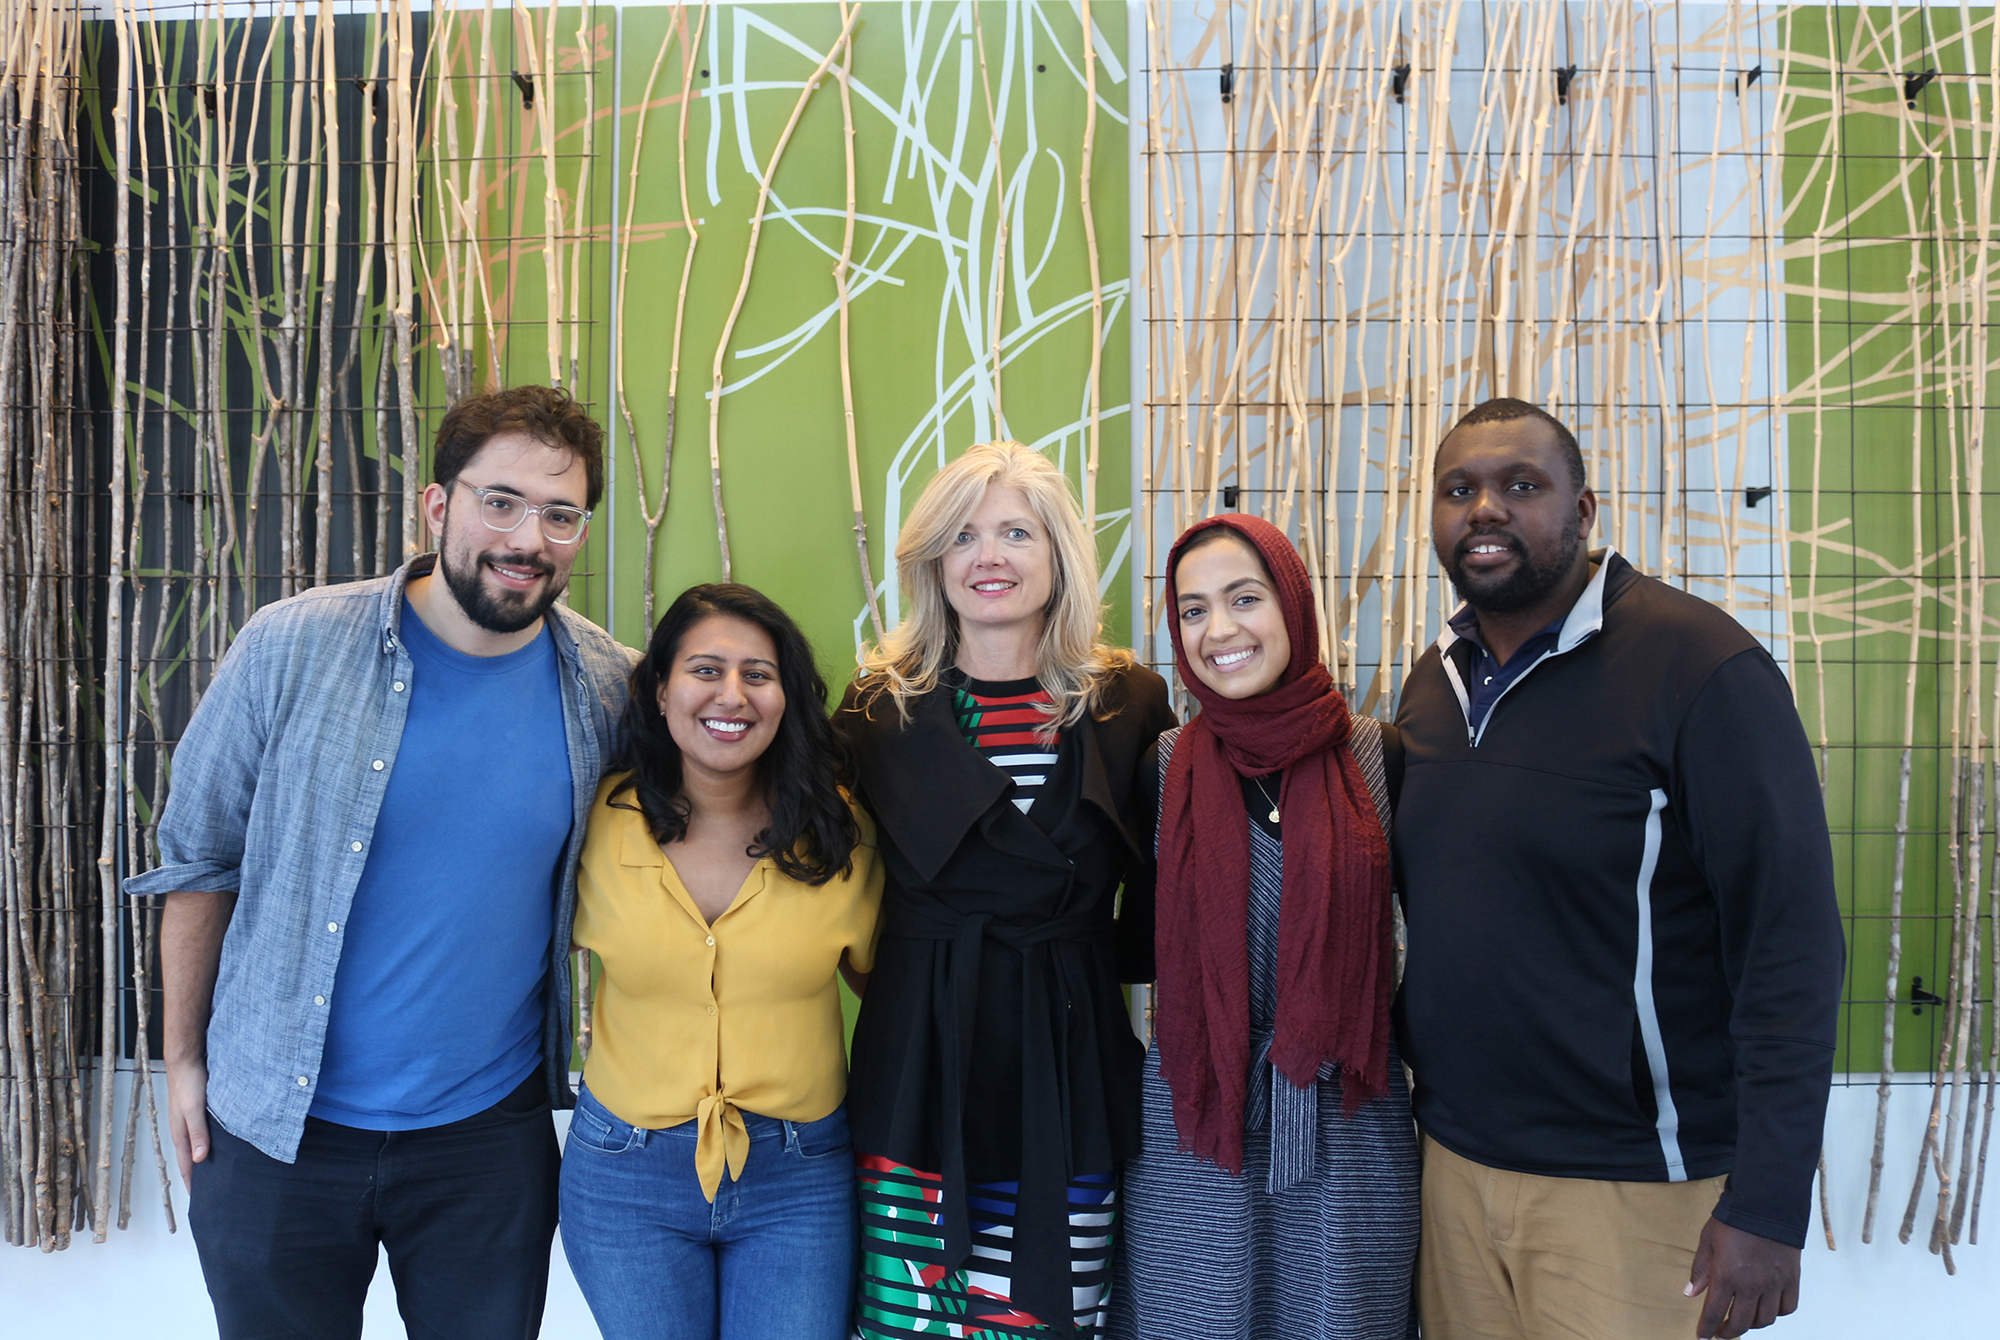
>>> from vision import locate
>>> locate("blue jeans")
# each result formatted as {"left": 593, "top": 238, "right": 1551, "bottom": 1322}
{"left": 559, "top": 1085, "right": 857, "bottom": 1340}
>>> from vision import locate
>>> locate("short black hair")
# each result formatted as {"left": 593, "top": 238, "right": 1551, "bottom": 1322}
{"left": 610, "top": 584, "right": 859, "bottom": 885}
{"left": 1443, "top": 398, "right": 1586, "bottom": 492}
{"left": 432, "top": 384, "right": 606, "bottom": 509}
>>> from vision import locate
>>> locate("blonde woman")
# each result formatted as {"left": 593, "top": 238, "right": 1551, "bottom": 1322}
{"left": 836, "top": 443, "right": 1174, "bottom": 1340}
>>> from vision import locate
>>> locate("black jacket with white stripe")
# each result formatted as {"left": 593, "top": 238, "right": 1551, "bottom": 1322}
{"left": 1392, "top": 549, "right": 1844, "bottom": 1248}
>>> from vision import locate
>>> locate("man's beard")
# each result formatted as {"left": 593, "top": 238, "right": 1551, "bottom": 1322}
{"left": 437, "top": 522, "right": 563, "bottom": 635}
{"left": 1445, "top": 514, "right": 1583, "bottom": 616}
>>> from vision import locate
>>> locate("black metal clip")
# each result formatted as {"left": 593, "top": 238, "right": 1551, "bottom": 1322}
{"left": 1904, "top": 69, "right": 1938, "bottom": 108}
{"left": 1221, "top": 62, "right": 1235, "bottom": 105}
{"left": 1737, "top": 64, "right": 1762, "bottom": 94}
{"left": 1745, "top": 485, "right": 1774, "bottom": 508}
{"left": 201, "top": 84, "right": 218, "bottom": 118}
{"left": 1391, "top": 63, "right": 1412, "bottom": 104}
{"left": 1556, "top": 65, "right": 1578, "bottom": 105}
{"left": 1910, "top": 975, "right": 1945, "bottom": 1015}
{"left": 511, "top": 69, "right": 535, "bottom": 109}
{"left": 1222, "top": 484, "right": 1241, "bottom": 509}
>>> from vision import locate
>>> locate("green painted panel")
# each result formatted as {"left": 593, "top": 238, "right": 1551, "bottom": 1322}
{"left": 430, "top": 3, "right": 1132, "bottom": 694}
{"left": 1782, "top": 5, "right": 2000, "bottom": 1073}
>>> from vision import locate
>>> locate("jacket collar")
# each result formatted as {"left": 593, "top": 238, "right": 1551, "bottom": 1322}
{"left": 854, "top": 682, "right": 1013, "bottom": 882}
{"left": 1434, "top": 546, "right": 1620, "bottom": 660}
{"left": 854, "top": 680, "right": 1136, "bottom": 882}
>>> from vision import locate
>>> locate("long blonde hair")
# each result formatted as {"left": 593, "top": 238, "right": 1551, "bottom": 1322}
{"left": 858, "top": 441, "right": 1133, "bottom": 732}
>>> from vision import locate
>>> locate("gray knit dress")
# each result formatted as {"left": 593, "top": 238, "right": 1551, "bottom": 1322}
{"left": 1108, "top": 721, "right": 1419, "bottom": 1340}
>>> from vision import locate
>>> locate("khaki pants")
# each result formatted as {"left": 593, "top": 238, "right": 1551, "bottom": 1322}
{"left": 1417, "top": 1135, "right": 1727, "bottom": 1340}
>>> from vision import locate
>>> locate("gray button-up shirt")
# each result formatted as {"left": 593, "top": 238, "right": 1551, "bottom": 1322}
{"left": 124, "top": 554, "right": 639, "bottom": 1162}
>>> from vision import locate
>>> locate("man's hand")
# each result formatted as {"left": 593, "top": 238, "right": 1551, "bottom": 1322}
{"left": 160, "top": 887, "right": 236, "bottom": 1191}
{"left": 166, "top": 1060, "right": 211, "bottom": 1189}
{"left": 1686, "top": 1215, "right": 1801, "bottom": 1338}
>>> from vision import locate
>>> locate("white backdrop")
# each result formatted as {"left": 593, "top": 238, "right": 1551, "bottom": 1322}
{"left": 3, "top": 1066, "right": 1994, "bottom": 1335}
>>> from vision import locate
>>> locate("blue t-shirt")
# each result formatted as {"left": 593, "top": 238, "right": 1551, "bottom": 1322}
{"left": 309, "top": 600, "right": 572, "bottom": 1129}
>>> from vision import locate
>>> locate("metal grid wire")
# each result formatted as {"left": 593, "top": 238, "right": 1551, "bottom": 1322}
{"left": 1133, "top": 0, "right": 1992, "bottom": 1244}
{"left": 2, "top": 0, "right": 611, "bottom": 1247}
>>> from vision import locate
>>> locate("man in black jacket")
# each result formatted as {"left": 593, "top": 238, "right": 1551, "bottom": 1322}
{"left": 1394, "top": 399, "right": 1844, "bottom": 1340}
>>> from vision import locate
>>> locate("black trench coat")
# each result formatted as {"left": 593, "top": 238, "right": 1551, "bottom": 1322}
{"left": 836, "top": 662, "right": 1175, "bottom": 1332}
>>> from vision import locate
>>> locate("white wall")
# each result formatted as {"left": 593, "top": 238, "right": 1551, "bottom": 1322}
{"left": 0, "top": 1067, "right": 603, "bottom": 1338}
{"left": 3, "top": 1069, "right": 1995, "bottom": 1334}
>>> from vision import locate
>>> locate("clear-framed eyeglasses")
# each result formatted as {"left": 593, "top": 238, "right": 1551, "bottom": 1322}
{"left": 457, "top": 483, "right": 593, "bottom": 544}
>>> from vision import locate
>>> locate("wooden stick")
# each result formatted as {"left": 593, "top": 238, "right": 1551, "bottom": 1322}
{"left": 513, "top": 1, "right": 564, "bottom": 386}
{"left": 832, "top": 0, "right": 884, "bottom": 642}
{"left": 613, "top": 6, "right": 682, "bottom": 630}
{"left": 316, "top": 0, "right": 339, "bottom": 584}
{"left": 971, "top": 0, "right": 1007, "bottom": 434}
{"left": 705, "top": 5, "right": 862, "bottom": 579}
{"left": 566, "top": 2, "right": 597, "bottom": 389}
{"left": 1078, "top": 0, "right": 1104, "bottom": 530}
{"left": 94, "top": 0, "right": 138, "bottom": 1243}
{"left": 391, "top": 0, "right": 420, "bottom": 558}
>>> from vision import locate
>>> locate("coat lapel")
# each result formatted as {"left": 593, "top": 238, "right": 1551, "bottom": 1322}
{"left": 857, "top": 686, "right": 1010, "bottom": 882}
{"left": 1068, "top": 709, "right": 1144, "bottom": 859}
{"left": 858, "top": 684, "right": 1083, "bottom": 882}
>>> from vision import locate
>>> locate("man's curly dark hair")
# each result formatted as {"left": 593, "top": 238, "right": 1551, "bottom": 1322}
{"left": 432, "top": 384, "right": 606, "bottom": 508}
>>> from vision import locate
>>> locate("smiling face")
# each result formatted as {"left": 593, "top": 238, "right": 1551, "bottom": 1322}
{"left": 656, "top": 615, "right": 786, "bottom": 785}
{"left": 1174, "top": 532, "right": 1292, "bottom": 700}
{"left": 1432, "top": 417, "right": 1597, "bottom": 615}
{"left": 425, "top": 430, "right": 591, "bottom": 635}
{"left": 940, "top": 484, "right": 1055, "bottom": 639}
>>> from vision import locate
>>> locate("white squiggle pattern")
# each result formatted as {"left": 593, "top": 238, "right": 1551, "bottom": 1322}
{"left": 688, "top": 2, "right": 1129, "bottom": 657}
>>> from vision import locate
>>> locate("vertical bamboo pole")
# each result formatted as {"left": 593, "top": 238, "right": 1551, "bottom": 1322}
{"left": 566, "top": 2, "right": 597, "bottom": 390}
{"left": 1079, "top": 0, "right": 1104, "bottom": 529}
{"left": 392, "top": 0, "right": 421, "bottom": 558}
{"left": 832, "top": 0, "right": 884, "bottom": 642}
{"left": 704, "top": 6, "right": 861, "bottom": 579}
{"left": 972, "top": 1, "right": 1008, "bottom": 433}
{"left": 93, "top": 0, "right": 138, "bottom": 1244}
{"left": 316, "top": 0, "right": 339, "bottom": 585}
{"left": 613, "top": 10, "right": 679, "bottom": 621}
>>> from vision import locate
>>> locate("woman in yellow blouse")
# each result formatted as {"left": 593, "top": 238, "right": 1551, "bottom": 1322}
{"left": 561, "top": 583, "right": 883, "bottom": 1340}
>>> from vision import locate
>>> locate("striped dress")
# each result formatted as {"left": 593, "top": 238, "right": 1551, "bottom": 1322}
{"left": 1108, "top": 721, "right": 1419, "bottom": 1340}
{"left": 854, "top": 673, "right": 1119, "bottom": 1338}
{"left": 857, "top": 1159, "right": 1117, "bottom": 1337}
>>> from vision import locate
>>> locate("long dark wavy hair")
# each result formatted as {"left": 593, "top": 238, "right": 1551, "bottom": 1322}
{"left": 609, "top": 584, "right": 858, "bottom": 885}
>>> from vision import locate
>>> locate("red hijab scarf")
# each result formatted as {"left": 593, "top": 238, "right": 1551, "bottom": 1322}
{"left": 1155, "top": 514, "right": 1394, "bottom": 1175}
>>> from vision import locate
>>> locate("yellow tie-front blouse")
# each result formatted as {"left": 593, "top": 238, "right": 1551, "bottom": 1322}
{"left": 572, "top": 775, "right": 884, "bottom": 1201}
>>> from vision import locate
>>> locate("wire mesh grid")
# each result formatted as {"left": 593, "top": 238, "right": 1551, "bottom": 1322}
{"left": 1133, "top": 0, "right": 1990, "bottom": 1171}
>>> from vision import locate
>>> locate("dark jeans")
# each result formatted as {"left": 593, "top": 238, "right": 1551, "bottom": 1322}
{"left": 189, "top": 1071, "right": 559, "bottom": 1340}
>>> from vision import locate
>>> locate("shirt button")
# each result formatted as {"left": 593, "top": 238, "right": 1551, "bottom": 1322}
{"left": 706, "top": 936, "right": 715, "bottom": 947}
{"left": 297, "top": 1076, "right": 309, "bottom": 1087}
{"left": 313, "top": 995, "right": 325, "bottom": 1006}
{"left": 393, "top": 681, "right": 406, "bottom": 692}
{"left": 707, "top": 1005, "right": 717, "bottom": 1015}
{"left": 327, "top": 922, "right": 339, "bottom": 933}
{"left": 350, "top": 841, "right": 363, "bottom": 852}
{"left": 1483, "top": 675, "right": 1493, "bottom": 684}
{"left": 371, "top": 760, "right": 384, "bottom": 771}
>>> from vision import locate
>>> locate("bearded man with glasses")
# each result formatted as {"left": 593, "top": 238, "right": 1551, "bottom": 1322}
{"left": 128, "top": 385, "right": 639, "bottom": 1340}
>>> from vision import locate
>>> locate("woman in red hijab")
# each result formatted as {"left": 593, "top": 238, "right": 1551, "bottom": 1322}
{"left": 1108, "top": 515, "right": 1418, "bottom": 1339}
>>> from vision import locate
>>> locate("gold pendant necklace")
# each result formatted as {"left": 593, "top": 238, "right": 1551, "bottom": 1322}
{"left": 1252, "top": 775, "right": 1280, "bottom": 824}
